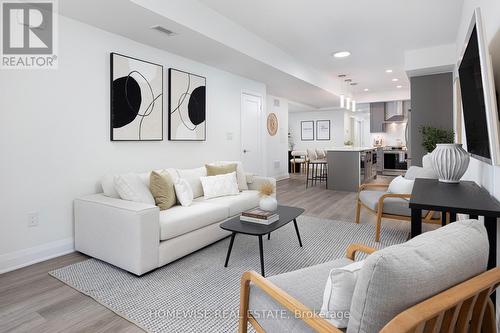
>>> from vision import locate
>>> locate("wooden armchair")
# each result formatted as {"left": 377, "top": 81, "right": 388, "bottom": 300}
{"left": 239, "top": 243, "right": 500, "bottom": 333}
{"left": 239, "top": 244, "right": 375, "bottom": 333}
{"left": 355, "top": 183, "right": 441, "bottom": 242}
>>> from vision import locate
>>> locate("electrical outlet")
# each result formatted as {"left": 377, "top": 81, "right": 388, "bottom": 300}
{"left": 28, "top": 212, "right": 39, "bottom": 227}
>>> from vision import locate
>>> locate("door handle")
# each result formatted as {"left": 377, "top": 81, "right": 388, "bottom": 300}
{"left": 243, "top": 149, "right": 250, "bottom": 153}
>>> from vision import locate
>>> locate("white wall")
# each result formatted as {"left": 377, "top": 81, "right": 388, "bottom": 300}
{"left": 0, "top": 15, "right": 266, "bottom": 271}
{"left": 288, "top": 110, "right": 345, "bottom": 150}
{"left": 265, "top": 96, "right": 289, "bottom": 180}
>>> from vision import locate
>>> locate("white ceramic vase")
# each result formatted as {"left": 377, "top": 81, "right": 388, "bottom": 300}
{"left": 259, "top": 196, "right": 278, "bottom": 211}
{"left": 430, "top": 144, "right": 470, "bottom": 183}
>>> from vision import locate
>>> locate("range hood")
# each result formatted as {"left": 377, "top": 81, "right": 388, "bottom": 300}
{"left": 385, "top": 101, "right": 405, "bottom": 122}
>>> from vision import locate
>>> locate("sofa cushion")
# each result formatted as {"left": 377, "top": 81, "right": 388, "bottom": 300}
{"left": 173, "top": 178, "right": 194, "bottom": 207}
{"left": 347, "top": 219, "right": 489, "bottom": 333}
{"left": 159, "top": 200, "right": 229, "bottom": 241}
{"left": 208, "top": 161, "right": 248, "bottom": 191}
{"left": 114, "top": 173, "right": 155, "bottom": 205}
{"left": 200, "top": 172, "right": 240, "bottom": 199}
{"left": 249, "top": 258, "right": 353, "bottom": 333}
{"left": 196, "top": 190, "right": 260, "bottom": 216}
{"left": 150, "top": 170, "right": 176, "bottom": 210}
{"left": 206, "top": 163, "right": 237, "bottom": 176}
{"left": 175, "top": 167, "right": 207, "bottom": 199}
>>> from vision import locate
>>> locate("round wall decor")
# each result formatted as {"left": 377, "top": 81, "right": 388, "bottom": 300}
{"left": 267, "top": 113, "right": 278, "bottom": 136}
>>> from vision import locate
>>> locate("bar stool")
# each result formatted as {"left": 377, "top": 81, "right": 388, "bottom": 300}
{"left": 306, "top": 149, "right": 328, "bottom": 188}
{"left": 290, "top": 151, "right": 307, "bottom": 174}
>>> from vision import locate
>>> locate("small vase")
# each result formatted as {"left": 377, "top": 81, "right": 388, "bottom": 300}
{"left": 430, "top": 144, "right": 470, "bottom": 183}
{"left": 259, "top": 196, "right": 278, "bottom": 212}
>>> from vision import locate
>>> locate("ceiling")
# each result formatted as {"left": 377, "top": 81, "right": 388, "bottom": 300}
{"left": 59, "top": 0, "right": 340, "bottom": 108}
{"left": 199, "top": 0, "right": 464, "bottom": 99}
{"left": 59, "top": 0, "right": 464, "bottom": 108}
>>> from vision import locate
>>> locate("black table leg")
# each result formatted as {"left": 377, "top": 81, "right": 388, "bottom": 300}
{"left": 484, "top": 216, "right": 497, "bottom": 270}
{"left": 258, "top": 235, "right": 265, "bottom": 277}
{"left": 224, "top": 233, "right": 236, "bottom": 267}
{"left": 470, "top": 214, "right": 479, "bottom": 220}
{"left": 441, "top": 210, "right": 447, "bottom": 226}
{"left": 449, "top": 212, "right": 457, "bottom": 222}
{"left": 411, "top": 208, "right": 422, "bottom": 238}
{"left": 293, "top": 218, "right": 303, "bottom": 247}
{"left": 485, "top": 216, "right": 497, "bottom": 305}
{"left": 268, "top": 232, "right": 271, "bottom": 240}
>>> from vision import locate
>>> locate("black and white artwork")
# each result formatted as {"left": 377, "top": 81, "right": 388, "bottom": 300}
{"left": 168, "top": 68, "right": 206, "bottom": 141}
{"left": 110, "top": 53, "right": 163, "bottom": 141}
{"left": 316, "top": 120, "right": 331, "bottom": 140}
{"left": 301, "top": 121, "right": 314, "bottom": 141}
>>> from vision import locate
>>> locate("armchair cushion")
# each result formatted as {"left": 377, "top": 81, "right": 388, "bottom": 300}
{"left": 347, "top": 219, "right": 489, "bottom": 333}
{"left": 387, "top": 176, "right": 414, "bottom": 195}
{"left": 249, "top": 258, "right": 353, "bottom": 332}
{"left": 359, "top": 190, "right": 411, "bottom": 216}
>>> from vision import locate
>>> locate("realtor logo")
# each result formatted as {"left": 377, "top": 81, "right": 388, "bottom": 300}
{"left": 1, "top": 0, "right": 58, "bottom": 69}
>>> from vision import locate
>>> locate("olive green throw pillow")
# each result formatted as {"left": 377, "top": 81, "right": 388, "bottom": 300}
{"left": 150, "top": 170, "right": 176, "bottom": 210}
{"left": 205, "top": 163, "right": 237, "bottom": 176}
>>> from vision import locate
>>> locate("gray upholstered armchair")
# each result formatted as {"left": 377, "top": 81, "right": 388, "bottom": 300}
{"left": 239, "top": 220, "right": 498, "bottom": 333}
{"left": 355, "top": 165, "right": 441, "bottom": 242}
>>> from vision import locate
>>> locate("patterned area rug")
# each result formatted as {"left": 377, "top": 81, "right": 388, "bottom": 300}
{"left": 50, "top": 216, "right": 408, "bottom": 333}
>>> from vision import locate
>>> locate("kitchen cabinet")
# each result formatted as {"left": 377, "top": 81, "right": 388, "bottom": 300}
{"left": 370, "top": 102, "right": 386, "bottom": 133}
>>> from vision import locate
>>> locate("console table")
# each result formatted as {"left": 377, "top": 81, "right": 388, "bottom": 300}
{"left": 409, "top": 178, "right": 500, "bottom": 271}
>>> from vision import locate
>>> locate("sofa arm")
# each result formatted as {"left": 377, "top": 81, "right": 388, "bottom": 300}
{"left": 248, "top": 176, "right": 277, "bottom": 198}
{"left": 74, "top": 194, "right": 160, "bottom": 275}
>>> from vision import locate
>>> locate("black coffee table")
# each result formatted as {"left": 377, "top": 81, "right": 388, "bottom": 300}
{"left": 220, "top": 205, "right": 305, "bottom": 277}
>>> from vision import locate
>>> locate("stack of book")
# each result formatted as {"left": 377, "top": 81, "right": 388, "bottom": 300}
{"left": 240, "top": 208, "right": 279, "bottom": 225}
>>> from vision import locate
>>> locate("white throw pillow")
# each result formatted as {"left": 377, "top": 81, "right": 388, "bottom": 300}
{"left": 321, "top": 260, "right": 365, "bottom": 328}
{"left": 200, "top": 172, "right": 240, "bottom": 199}
{"left": 208, "top": 161, "right": 248, "bottom": 191}
{"left": 114, "top": 173, "right": 155, "bottom": 205}
{"left": 176, "top": 167, "right": 207, "bottom": 199}
{"left": 101, "top": 174, "right": 120, "bottom": 198}
{"left": 387, "top": 175, "right": 414, "bottom": 194}
{"left": 174, "top": 178, "right": 194, "bottom": 207}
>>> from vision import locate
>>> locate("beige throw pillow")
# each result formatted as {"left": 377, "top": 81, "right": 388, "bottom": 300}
{"left": 150, "top": 170, "right": 176, "bottom": 210}
{"left": 206, "top": 163, "right": 237, "bottom": 176}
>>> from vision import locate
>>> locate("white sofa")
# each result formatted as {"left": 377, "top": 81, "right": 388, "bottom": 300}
{"left": 74, "top": 164, "right": 276, "bottom": 275}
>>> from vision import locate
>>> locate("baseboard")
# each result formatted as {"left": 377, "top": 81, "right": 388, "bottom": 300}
{"left": 275, "top": 173, "right": 290, "bottom": 181}
{"left": 0, "top": 237, "right": 74, "bottom": 274}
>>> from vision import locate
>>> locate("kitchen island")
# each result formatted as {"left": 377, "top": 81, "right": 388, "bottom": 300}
{"left": 326, "top": 147, "right": 377, "bottom": 192}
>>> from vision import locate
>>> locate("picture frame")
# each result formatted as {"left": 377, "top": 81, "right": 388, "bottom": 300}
{"left": 316, "top": 120, "right": 331, "bottom": 141}
{"left": 168, "top": 68, "right": 207, "bottom": 141}
{"left": 110, "top": 52, "right": 163, "bottom": 141}
{"left": 301, "top": 121, "right": 314, "bottom": 141}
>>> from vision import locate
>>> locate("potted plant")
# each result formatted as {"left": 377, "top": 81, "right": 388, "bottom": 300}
{"left": 420, "top": 126, "right": 469, "bottom": 183}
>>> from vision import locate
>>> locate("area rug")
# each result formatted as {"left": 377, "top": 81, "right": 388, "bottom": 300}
{"left": 50, "top": 216, "right": 408, "bottom": 333}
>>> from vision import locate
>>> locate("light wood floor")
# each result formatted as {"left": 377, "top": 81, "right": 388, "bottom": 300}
{"left": 0, "top": 173, "right": 400, "bottom": 333}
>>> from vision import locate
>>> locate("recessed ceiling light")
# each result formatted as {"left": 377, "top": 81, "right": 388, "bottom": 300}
{"left": 396, "top": 85, "right": 403, "bottom": 88}
{"left": 392, "top": 78, "right": 399, "bottom": 82}
{"left": 345, "top": 79, "right": 352, "bottom": 83}
{"left": 385, "top": 69, "right": 393, "bottom": 73}
{"left": 364, "top": 88, "right": 369, "bottom": 92}
{"left": 333, "top": 51, "right": 351, "bottom": 58}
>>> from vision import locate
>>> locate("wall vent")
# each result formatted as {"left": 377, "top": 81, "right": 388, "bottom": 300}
{"left": 151, "top": 25, "right": 177, "bottom": 36}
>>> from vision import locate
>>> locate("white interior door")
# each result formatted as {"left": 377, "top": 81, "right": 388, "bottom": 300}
{"left": 241, "top": 93, "right": 262, "bottom": 174}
